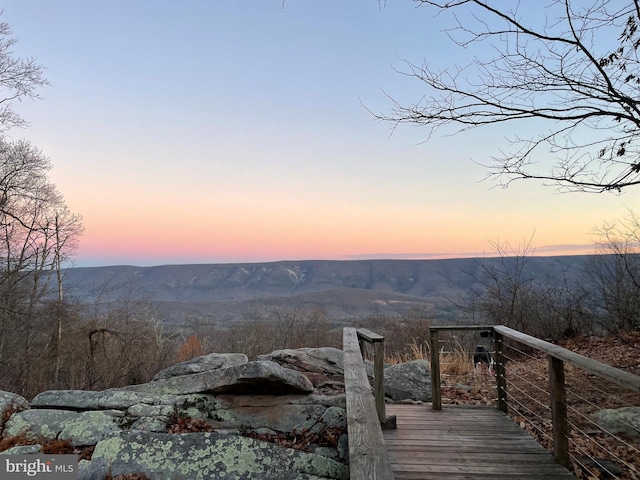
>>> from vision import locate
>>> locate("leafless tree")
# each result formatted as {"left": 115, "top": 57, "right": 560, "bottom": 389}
{"left": 585, "top": 209, "right": 640, "bottom": 332}
{"left": 375, "top": 0, "right": 640, "bottom": 192}
{"left": 0, "top": 139, "right": 83, "bottom": 395}
{"left": 0, "top": 11, "right": 47, "bottom": 132}
{"left": 468, "top": 237, "right": 592, "bottom": 340}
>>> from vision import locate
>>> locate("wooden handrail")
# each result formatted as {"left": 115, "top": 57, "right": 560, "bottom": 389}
{"left": 428, "top": 324, "right": 640, "bottom": 468}
{"left": 343, "top": 327, "right": 394, "bottom": 480}
{"left": 493, "top": 325, "right": 640, "bottom": 392}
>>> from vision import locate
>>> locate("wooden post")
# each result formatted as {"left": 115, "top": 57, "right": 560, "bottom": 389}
{"left": 373, "top": 339, "right": 386, "bottom": 424}
{"left": 356, "top": 328, "right": 391, "bottom": 427}
{"left": 549, "top": 355, "right": 569, "bottom": 468}
{"left": 494, "top": 331, "right": 508, "bottom": 413}
{"left": 429, "top": 329, "right": 441, "bottom": 410}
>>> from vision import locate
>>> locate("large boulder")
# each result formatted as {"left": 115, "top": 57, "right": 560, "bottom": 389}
{"left": 0, "top": 390, "right": 29, "bottom": 429}
{"left": 153, "top": 353, "right": 248, "bottom": 381}
{"left": 383, "top": 360, "right": 431, "bottom": 402}
{"left": 118, "top": 360, "right": 314, "bottom": 396}
{"left": 593, "top": 406, "right": 640, "bottom": 437}
{"left": 84, "top": 430, "right": 349, "bottom": 480}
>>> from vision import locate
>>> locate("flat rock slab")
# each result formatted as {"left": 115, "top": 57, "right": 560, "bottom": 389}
{"left": 31, "top": 390, "right": 182, "bottom": 411}
{"left": 153, "top": 353, "right": 248, "bottom": 381}
{"left": 119, "top": 360, "right": 314, "bottom": 395}
{"left": 86, "top": 430, "right": 349, "bottom": 480}
{"left": 259, "top": 348, "right": 344, "bottom": 376}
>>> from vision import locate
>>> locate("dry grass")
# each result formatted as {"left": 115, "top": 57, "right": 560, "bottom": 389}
{"left": 386, "top": 338, "right": 475, "bottom": 376}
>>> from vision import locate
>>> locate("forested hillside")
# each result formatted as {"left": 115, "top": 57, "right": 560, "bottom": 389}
{"left": 61, "top": 256, "right": 588, "bottom": 325}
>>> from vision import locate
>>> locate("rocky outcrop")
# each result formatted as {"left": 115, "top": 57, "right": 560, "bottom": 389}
{"left": 0, "top": 346, "right": 427, "bottom": 479}
{"left": 0, "top": 348, "right": 357, "bottom": 479}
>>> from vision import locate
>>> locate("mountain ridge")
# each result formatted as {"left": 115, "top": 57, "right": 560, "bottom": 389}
{"left": 61, "top": 256, "right": 590, "bottom": 325}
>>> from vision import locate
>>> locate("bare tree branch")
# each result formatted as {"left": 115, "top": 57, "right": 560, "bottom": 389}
{"left": 374, "top": 0, "right": 640, "bottom": 192}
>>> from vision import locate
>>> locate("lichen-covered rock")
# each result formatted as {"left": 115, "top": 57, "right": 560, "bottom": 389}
{"left": 317, "top": 406, "right": 347, "bottom": 430}
{"left": 3, "top": 409, "right": 76, "bottom": 440}
{"left": 593, "top": 406, "right": 640, "bottom": 437}
{"left": 175, "top": 393, "right": 217, "bottom": 419}
{"left": 0, "top": 390, "right": 29, "bottom": 429}
{"left": 89, "top": 430, "right": 349, "bottom": 480}
{"left": 383, "top": 360, "right": 431, "bottom": 402}
{"left": 0, "top": 444, "right": 42, "bottom": 455}
{"left": 119, "top": 360, "right": 314, "bottom": 396}
{"left": 153, "top": 353, "right": 248, "bottom": 381}
{"left": 31, "top": 390, "right": 182, "bottom": 411}
{"left": 2, "top": 408, "right": 124, "bottom": 445}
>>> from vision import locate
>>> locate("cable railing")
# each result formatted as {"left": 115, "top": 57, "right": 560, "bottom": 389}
{"left": 429, "top": 325, "right": 640, "bottom": 479}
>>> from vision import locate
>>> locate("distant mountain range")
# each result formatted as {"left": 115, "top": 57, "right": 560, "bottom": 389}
{"left": 61, "top": 256, "right": 589, "bottom": 327}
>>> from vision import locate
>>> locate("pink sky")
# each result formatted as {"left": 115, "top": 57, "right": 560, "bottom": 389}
{"left": 3, "top": 1, "right": 636, "bottom": 267}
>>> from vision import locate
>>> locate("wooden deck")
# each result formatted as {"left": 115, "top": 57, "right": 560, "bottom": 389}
{"left": 383, "top": 404, "right": 576, "bottom": 480}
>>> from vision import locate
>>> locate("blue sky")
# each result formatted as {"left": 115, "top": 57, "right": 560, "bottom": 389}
{"left": 0, "top": 1, "right": 636, "bottom": 266}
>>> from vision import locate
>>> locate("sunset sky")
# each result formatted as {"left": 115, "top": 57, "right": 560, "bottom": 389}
{"left": 2, "top": 1, "right": 637, "bottom": 267}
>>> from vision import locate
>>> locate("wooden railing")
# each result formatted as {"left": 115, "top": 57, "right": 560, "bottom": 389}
{"left": 343, "top": 327, "right": 394, "bottom": 480}
{"left": 356, "top": 328, "right": 386, "bottom": 425}
{"left": 429, "top": 325, "right": 640, "bottom": 468}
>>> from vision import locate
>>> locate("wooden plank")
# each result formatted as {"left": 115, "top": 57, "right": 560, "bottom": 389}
{"left": 357, "top": 327, "right": 385, "bottom": 343}
{"left": 383, "top": 404, "right": 576, "bottom": 479}
{"left": 343, "top": 327, "right": 395, "bottom": 480}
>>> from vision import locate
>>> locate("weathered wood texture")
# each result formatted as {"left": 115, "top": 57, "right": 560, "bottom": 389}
{"left": 343, "top": 327, "right": 395, "bottom": 480}
{"left": 357, "top": 328, "right": 387, "bottom": 423}
{"left": 383, "top": 404, "right": 576, "bottom": 480}
{"left": 356, "top": 328, "right": 385, "bottom": 343}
